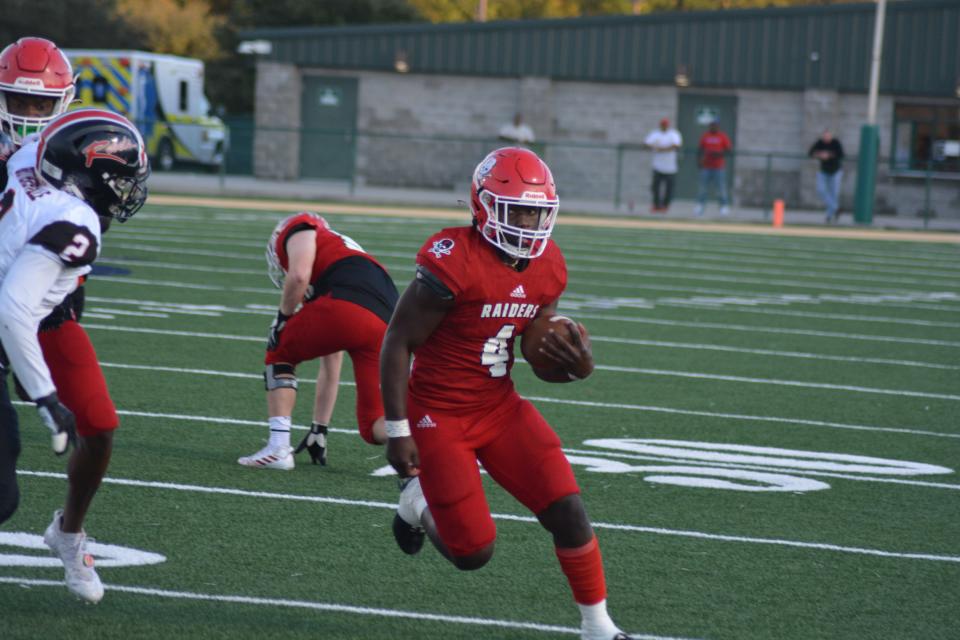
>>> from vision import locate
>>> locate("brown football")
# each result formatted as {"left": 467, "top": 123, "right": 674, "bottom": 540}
{"left": 520, "top": 314, "right": 581, "bottom": 370}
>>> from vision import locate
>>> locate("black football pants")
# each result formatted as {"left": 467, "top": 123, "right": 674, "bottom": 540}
{"left": 0, "top": 373, "right": 21, "bottom": 525}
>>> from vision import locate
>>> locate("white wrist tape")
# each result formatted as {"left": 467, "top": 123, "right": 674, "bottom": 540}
{"left": 385, "top": 418, "right": 411, "bottom": 438}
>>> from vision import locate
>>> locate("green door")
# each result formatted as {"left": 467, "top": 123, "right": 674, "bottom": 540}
{"left": 675, "top": 94, "right": 738, "bottom": 200}
{"left": 299, "top": 76, "right": 358, "bottom": 180}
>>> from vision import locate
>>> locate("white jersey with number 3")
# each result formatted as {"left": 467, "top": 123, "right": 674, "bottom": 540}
{"left": 0, "top": 140, "right": 102, "bottom": 399}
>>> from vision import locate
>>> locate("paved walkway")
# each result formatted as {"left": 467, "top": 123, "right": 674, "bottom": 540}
{"left": 148, "top": 172, "right": 960, "bottom": 234}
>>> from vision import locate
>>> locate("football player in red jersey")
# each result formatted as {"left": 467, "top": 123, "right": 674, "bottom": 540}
{"left": 0, "top": 37, "right": 75, "bottom": 145}
{"left": 238, "top": 212, "right": 399, "bottom": 470}
{"left": 380, "top": 147, "right": 633, "bottom": 640}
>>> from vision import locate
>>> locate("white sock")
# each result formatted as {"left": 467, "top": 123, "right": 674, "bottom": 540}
{"left": 578, "top": 599, "right": 621, "bottom": 640}
{"left": 398, "top": 477, "right": 428, "bottom": 526}
{"left": 268, "top": 416, "right": 292, "bottom": 448}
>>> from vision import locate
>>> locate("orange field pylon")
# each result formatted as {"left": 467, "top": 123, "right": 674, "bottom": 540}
{"left": 772, "top": 199, "right": 785, "bottom": 228}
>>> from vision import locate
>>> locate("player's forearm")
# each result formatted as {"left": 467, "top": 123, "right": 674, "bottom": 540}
{"left": 0, "top": 252, "right": 65, "bottom": 399}
{"left": 379, "top": 334, "right": 412, "bottom": 421}
{"left": 279, "top": 273, "right": 310, "bottom": 315}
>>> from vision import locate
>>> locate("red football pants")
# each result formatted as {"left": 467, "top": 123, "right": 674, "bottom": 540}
{"left": 264, "top": 296, "right": 387, "bottom": 444}
{"left": 39, "top": 320, "right": 118, "bottom": 437}
{"left": 408, "top": 392, "right": 580, "bottom": 557}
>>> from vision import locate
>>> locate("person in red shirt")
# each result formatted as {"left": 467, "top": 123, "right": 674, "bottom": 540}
{"left": 238, "top": 212, "right": 398, "bottom": 470}
{"left": 380, "top": 147, "right": 633, "bottom": 640}
{"left": 695, "top": 119, "right": 733, "bottom": 216}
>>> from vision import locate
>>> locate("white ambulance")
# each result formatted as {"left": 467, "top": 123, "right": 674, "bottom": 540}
{"left": 64, "top": 50, "right": 227, "bottom": 170}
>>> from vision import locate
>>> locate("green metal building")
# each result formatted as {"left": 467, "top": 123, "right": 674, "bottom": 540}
{"left": 243, "top": 0, "right": 960, "bottom": 216}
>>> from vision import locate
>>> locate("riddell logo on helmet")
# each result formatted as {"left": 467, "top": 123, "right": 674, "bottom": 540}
{"left": 82, "top": 138, "right": 136, "bottom": 168}
{"left": 521, "top": 191, "right": 547, "bottom": 200}
{"left": 13, "top": 77, "right": 44, "bottom": 88}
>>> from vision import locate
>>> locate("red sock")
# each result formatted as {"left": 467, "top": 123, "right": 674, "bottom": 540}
{"left": 555, "top": 536, "right": 607, "bottom": 605}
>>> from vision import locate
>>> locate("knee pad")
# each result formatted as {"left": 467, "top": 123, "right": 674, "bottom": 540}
{"left": 264, "top": 363, "right": 298, "bottom": 391}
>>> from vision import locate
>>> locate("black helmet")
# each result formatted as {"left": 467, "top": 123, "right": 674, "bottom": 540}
{"left": 37, "top": 108, "right": 149, "bottom": 222}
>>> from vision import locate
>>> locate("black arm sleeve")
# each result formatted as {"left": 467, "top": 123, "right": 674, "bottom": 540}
{"left": 415, "top": 265, "right": 454, "bottom": 301}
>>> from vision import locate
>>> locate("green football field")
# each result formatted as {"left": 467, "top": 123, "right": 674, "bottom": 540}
{"left": 2, "top": 200, "right": 958, "bottom": 640}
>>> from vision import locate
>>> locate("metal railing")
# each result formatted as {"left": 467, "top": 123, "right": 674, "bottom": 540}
{"left": 169, "top": 120, "right": 956, "bottom": 226}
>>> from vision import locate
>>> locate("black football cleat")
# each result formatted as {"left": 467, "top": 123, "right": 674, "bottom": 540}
{"left": 392, "top": 513, "right": 425, "bottom": 555}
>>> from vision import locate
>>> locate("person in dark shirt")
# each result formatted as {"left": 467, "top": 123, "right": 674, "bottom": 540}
{"left": 809, "top": 129, "right": 845, "bottom": 222}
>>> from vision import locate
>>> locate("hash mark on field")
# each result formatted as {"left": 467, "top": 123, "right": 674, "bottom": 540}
{"left": 16, "top": 471, "right": 960, "bottom": 564}
{"left": 0, "top": 578, "right": 688, "bottom": 640}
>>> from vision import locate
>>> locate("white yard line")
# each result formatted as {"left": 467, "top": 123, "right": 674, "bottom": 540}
{"left": 14, "top": 471, "right": 960, "bottom": 564}
{"left": 569, "top": 312, "right": 960, "bottom": 347}
{"left": 107, "top": 228, "right": 960, "bottom": 284}
{"left": 0, "top": 578, "right": 690, "bottom": 640}
{"left": 144, "top": 194, "right": 960, "bottom": 244}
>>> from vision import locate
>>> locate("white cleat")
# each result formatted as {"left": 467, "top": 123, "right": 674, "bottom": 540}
{"left": 237, "top": 444, "right": 295, "bottom": 470}
{"left": 43, "top": 509, "right": 104, "bottom": 604}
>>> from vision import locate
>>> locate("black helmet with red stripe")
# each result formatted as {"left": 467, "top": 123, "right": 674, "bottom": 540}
{"left": 37, "top": 108, "right": 149, "bottom": 222}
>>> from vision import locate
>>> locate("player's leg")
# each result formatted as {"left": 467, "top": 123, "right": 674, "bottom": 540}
{"left": 346, "top": 311, "right": 390, "bottom": 445}
{"left": 393, "top": 402, "right": 496, "bottom": 570}
{"left": 478, "top": 395, "right": 631, "bottom": 640}
{"left": 38, "top": 320, "right": 114, "bottom": 603}
{"left": 0, "top": 373, "right": 22, "bottom": 525}
{"left": 292, "top": 351, "right": 343, "bottom": 466}
{"left": 241, "top": 302, "right": 334, "bottom": 470}
{"left": 239, "top": 359, "right": 298, "bottom": 469}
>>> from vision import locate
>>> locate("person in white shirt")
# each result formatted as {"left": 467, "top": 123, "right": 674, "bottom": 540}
{"left": 498, "top": 112, "right": 535, "bottom": 145}
{"left": 643, "top": 118, "right": 682, "bottom": 213}
{"left": 0, "top": 108, "right": 149, "bottom": 605}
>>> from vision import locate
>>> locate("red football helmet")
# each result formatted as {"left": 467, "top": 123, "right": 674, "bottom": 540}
{"left": 0, "top": 37, "right": 76, "bottom": 144}
{"left": 470, "top": 147, "right": 559, "bottom": 259}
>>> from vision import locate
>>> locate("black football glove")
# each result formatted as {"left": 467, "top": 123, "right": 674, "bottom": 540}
{"left": 294, "top": 422, "right": 328, "bottom": 465}
{"left": 266, "top": 310, "right": 291, "bottom": 352}
{"left": 35, "top": 392, "right": 77, "bottom": 456}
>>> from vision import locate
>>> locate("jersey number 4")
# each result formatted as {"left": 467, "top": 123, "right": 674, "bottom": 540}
{"left": 481, "top": 324, "right": 516, "bottom": 378}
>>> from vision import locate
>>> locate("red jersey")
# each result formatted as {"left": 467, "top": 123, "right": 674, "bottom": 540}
{"left": 273, "top": 212, "right": 387, "bottom": 283}
{"left": 410, "top": 226, "right": 567, "bottom": 412}
{"left": 698, "top": 130, "right": 732, "bottom": 169}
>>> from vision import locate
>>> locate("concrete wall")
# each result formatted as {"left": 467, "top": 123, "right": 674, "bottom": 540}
{"left": 253, "top": 62, "right": 301, "bottom": 180}
{"left": 252, "top": 60, "right": 958, "bottom": 218}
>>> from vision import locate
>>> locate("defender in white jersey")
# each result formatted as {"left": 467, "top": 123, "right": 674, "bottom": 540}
{"left": 0, "top": 108, "right": 148, "bottom": 604}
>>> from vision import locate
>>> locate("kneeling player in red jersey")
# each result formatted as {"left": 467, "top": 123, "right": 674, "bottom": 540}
{"left": 238, "top": 212, "right": 399, "bottom": 470}
{"left": 380, "top": 147, "right": 633, "bottom": 640}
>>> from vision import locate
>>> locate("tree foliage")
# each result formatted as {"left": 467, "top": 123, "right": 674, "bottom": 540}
{"left": 408, "top": 0, "right": 867, "bottom": 22}
{"left": 115, "top": 0, "right": 225, "bottom": 59}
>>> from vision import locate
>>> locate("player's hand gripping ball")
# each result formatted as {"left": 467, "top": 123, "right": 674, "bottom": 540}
{"left": 521, "top": 313, "right": 593, "bottom": 379}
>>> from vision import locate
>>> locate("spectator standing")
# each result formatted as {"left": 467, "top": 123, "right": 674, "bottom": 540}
{"left": 695, "top": 119, "right": 733, "bottom": 217}
{"left": 808, "top": 129, "right": 845, "bottom": 223}
{"left": 644, "top": 118, "right": 682, "bottom": 213}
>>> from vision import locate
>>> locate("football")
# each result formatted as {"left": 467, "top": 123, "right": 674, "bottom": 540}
{"left": 521, "top": 313, "right": 581, "bottom": 370}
